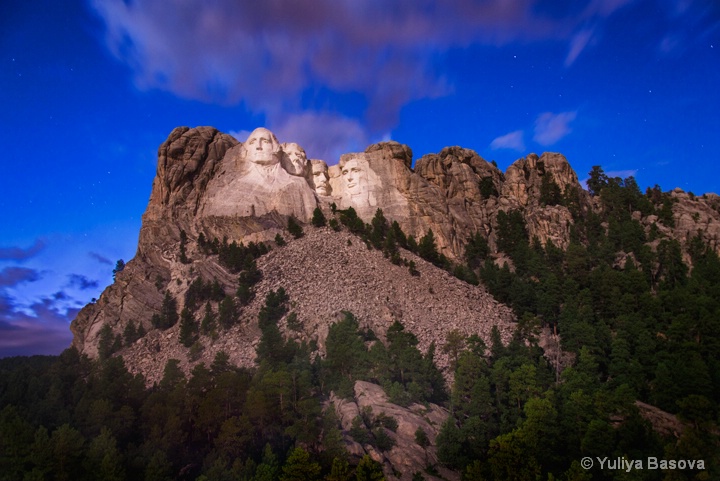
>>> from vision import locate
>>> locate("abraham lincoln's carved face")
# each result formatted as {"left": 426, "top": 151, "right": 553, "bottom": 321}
{"left": 341, "top": 158, "right": 366, "bottom": 195}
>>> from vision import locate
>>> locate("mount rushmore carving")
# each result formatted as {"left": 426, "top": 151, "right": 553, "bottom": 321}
{"left": 138, "top": 125, "right": 592, "bottom": 264}
{"left": 199, "top": 127, "right": 387, "bottom": 222}
{"left": 70, "top": 122, "right": 720, "bottom": 369}
{"left": 196, "top": 127, "right": 423, "bottom": 244}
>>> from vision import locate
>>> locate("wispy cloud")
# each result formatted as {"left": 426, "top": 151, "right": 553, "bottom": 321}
{"left": 228, "top": 114, "right": 374, "bottom": 162}
{"left": 89, "top": 0, "right": 632, "bottom": 154}
{"left": 490, "top": 130, "right": 525, "bottom": 151}
{"left": 228, "top": 130, "right": 252, "bottom": 143}
{"left": 272, "top": 113, "right": 374, "bottom": 162}
{"left": 565, "top": 29, "right": 595, "bottom": 66}
{"left": 655, "top": 0, "right": 720, "bottom": 55}
{"left": 0, "top": 267, "right": 41, "bottom": 288}
{"left": 88, "top": 251, "right": 113, "bottom": 265}
{"left": 605, "top": 169, "right": 639, "bottom": 179}
{"left": 533, "top": 111, "right": 577, "bottom": 146}
{"left": 0, "top": 240, "right": 45, "bottom": 261}
{"left": 67, "top": 274, "right": 100, "bottom": 291}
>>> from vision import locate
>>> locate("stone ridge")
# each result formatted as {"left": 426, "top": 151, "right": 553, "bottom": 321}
{"left": 116, "top": 227, "right": 515, "bottom": 385}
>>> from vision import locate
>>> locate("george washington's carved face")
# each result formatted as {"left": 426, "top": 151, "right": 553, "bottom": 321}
{"left": 281, "top": 142, "right": 308, "bottom": 176}
{"left": 245, "top": 128, "right": 280, "bottom": 165}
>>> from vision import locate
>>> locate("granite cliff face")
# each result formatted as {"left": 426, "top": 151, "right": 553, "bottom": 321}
{"left": 70, "top": 125, "right": 720, "bottom": 363}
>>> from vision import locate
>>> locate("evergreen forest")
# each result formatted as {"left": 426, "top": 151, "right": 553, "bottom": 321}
{"left": 1, "top": 168, "right": 719, "bottom": 480}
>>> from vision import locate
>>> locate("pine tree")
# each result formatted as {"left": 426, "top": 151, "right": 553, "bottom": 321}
{"left": 407, "top": 235, "right": 418, "bottom": 253}
{"left": 408, "top": 260, "right": 419, "bottom": 276}
{"left": 179, "top": 307, "right": 197, "bottom": 347}
{"left": 370, "top": 209, "right": 389, "bottom": 249}
{"left": 179, "top": 229, "right": 189, "bottom": 264}
{"left": 540, "top": 172, "right": 563, "bottom": 206}
{"left": 415, "top": 427, "right": 430, "bottom": 465}
{"left": 198, "top": 232, "right": 208, "bottom": 254}
{"left": 153, "top": 291, "right": 179, "bottom": 330}
{"left": 390, "top": 221, "right": 408, "bottom": 249}
{"left": 496, "top": 209, "right": 528, "bottom": 255}
{"left": 587, "top": 165, "right": 609, "bottom": 196}
{"left": 86, "top": 427, "right": 125, "bottom": 481}
{"left": 326, "top": 457, "right": 351, "bottom": 481}
{"left": 288, "top": 216, "right": 305, "bottom": 239}
{"left": 98, "top": 324, "right": 115, "bottom": 360}
{"left": 312, "top": 207, "right": 327, "bottom": 227}
{"left": 123, "top": 320, "right": 138, "bottom": 346}
{"left": 355, "top": 455, "right": 385, "bottom": 481}
{"left": 479, "top": 176, "right": 498, "bottom": 199}
{"left": 465, "top": 232, "right": 489, "bottom": 270}
{"left": 322, "top": 311, "right": 370, "bottom": 397}
{"left": 112, "top": 259, "right": 125, "bottom": 281}
{"left": 280, "top": 447, "right": 321, "bottom": 481}
{"left": 418, "top": 229, "right": 443, "bottom": 267}
{"left": 236, "top": 283, "right": 254, "bottom": 307}
{"left": 442, "top": 329, "right": 466, "bottom": 372}
{"left": 217, "top": 296, "right": 237, "bottom": 330}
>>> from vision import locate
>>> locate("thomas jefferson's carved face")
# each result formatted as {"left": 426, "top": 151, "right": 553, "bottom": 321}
{"left": 281, "top": 143, "right": 308, "bottom": 176}
{"left": 341, "top": 158, "right": 365, "bottom": 195}
{"left": 311, "top": 160, "right": 330, "bottom": 196}
{"left": 245, "top": 128, "right": 280, "bottom": 165}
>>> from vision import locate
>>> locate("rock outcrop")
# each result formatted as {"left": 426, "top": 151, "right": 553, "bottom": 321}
{"left": 331, "top": 381, "right": 458, "bottom": 481}
{"left": 654, "top": 189, "right": 720, "bottom": 254}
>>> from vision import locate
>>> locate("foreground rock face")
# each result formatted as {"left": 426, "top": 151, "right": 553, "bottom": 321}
{"left": 634, "top": 401, "right": 686, "bottom": 439}
{"left": 331, "top": 381, "right": 459, "bottom": 481}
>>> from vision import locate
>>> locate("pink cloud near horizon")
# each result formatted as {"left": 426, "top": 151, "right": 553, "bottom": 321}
{"left": 0, "top": 292, "right": 76, "bottom": 357}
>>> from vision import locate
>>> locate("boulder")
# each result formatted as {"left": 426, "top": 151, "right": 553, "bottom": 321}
{"left": 331, "top": 381, "right": 460, "bottom": 481}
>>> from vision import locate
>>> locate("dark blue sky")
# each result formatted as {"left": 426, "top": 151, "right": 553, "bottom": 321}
{"left": 1, "top": 0, "right": 718, "bottom": 357}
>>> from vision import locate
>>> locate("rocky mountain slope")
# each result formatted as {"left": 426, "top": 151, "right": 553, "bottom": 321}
{"left": 92, "top": 226, "right": 515, "bottom": 385}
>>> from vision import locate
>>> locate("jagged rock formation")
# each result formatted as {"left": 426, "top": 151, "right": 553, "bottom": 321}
{"left": 331, "top": 381, "right": 458, "bottom": 481}
{"left": 649, "top": 188, "right": 720, "bottom": 255}
{"left": 71, "top": 125, "right": 720, "bottom": 365}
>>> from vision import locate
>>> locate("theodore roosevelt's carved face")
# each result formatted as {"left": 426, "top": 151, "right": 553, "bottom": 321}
{"left": 310, "top": 160, "right": 330, "bottom": 196}
{"left": 281, "top": 142, "right": 308, "bottom": 176}
{"left": 341, "top": 158, "right": 365, "bottom": 195}
{"left": 245, "top": 128, "right": 280, "bottom": 165}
